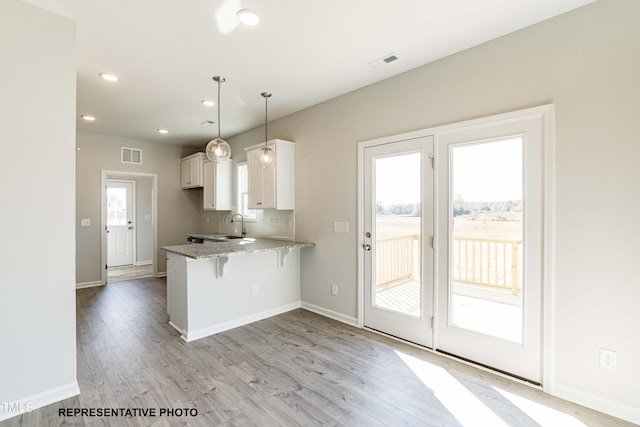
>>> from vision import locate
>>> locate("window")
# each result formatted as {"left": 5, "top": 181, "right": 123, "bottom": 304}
{"left": 236, "top": 162, "right": 258, "bottom": 221}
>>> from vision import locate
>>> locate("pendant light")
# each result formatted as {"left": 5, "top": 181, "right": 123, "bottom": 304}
{"left": 256, "top": 92, "right": 274, "bottom": 168}
{"left": 205, "top": 76, "right": 231, "bottom": 163}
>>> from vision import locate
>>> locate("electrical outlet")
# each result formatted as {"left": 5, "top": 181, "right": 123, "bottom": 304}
{"left": 251, "top": 285, "right": 259, "bottom": 296}
{"left": 331, "top": 284, "right": 338, "bottom": 296}
{"left": 81, "top": 218, "right": 91, "bottom": 227}
{"left": 599, "top": 348, "right": 617, "bottom": 370}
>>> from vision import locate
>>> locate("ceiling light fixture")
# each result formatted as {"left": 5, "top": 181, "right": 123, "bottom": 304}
{"left": 237, "top": 9, "right": 260, "bottom": 26}
{"left": 99, "top": 73, "right": 119, "bottom": 82}
{"left": 157, "top": 129, "right": 169, "bottom": 134}
{"left": 81, "top": 115, "right": 96, "bottom": 121}
{"left": 205, "top": 76, "right": 231, "bottom": 163}
{"left": 201, "top": 100, "right": 215, "bottom": 107}
{"left": 256, "top": 92, "right": 274, "bottom": 169}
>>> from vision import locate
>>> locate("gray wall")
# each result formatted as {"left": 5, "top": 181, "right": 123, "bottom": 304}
{"left": 0, "top": 0, "right": 77, "bottom": 420}
{"left": 76, "top": 131, "right": 205, "bottom": 283}
{"left": 227, "top": 0, "right": 640, "bottom": 421}
{"left": 134, "top": 176, "right": 153, "bottom": 263}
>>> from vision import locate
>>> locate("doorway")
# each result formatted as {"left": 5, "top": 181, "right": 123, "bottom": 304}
{"left": 362, "top": 136, "right": 434, "bottom": 347}
{"left": 359, "top": 105, "right": 552, "bottom": 385}
{"left": 101, "top": 170, "right": 158, "bottom": 284}
{"left": 106, "top": 180, "right": 135, "bottom": 268}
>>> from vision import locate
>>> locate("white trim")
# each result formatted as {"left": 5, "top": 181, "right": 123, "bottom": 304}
{"left": 301, "top": 302, "right": 359, "bottom": 327}
{"left": 551, "top": 384, "right": 640, "bottom": 425}
{"left": 101, "top": 170, "right": 158, "bottom": 285}
{"left": 75, "top": 280, "right": 103, "bottom": 289}
{"left": 182, "top": 302, "right": 301, "bottom": 342}
{"left": 135, "top": 260, "right": 152, "bottom": 266}
{"left": 0, "top": 382, "right": 79, "bottom": 422}
{"left": 157, "top": 271, "right": 167, "bottom": 278}
{"left": 542, "top": 105, "right": 556, "bottom": 394}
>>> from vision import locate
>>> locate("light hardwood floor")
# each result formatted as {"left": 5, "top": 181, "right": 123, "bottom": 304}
{"left": 2, "top": 278, "right": 633, "bottom": 426}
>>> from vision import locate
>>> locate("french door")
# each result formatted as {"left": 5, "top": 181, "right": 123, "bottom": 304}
{"left": 435, "top": 114, "right": 544, "bottom": 384}
{"left": 361, "top": 106, "right": 550, "bottom": 384}
{"left": 362, "top": 136, "right": 434, "bottom": 347}
{"left": 106, "top": 180, "right": 135, "bottom": 267}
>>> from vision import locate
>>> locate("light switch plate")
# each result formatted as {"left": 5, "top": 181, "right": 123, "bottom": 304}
{"left": 334, "top": 221, "right": 349, "bottom": 233}
{"left": 81, "top": 218, "right": 91, "bottom": 227}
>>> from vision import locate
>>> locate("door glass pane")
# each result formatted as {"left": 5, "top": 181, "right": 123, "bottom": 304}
{"left": 450, "top": 138, "right": 523, "bottom": 343}
{"left": 107, "top": 187, "right": 128, "bottom": 226}
{"left": 373, "top": 152, "right": 421, "bottom": 317}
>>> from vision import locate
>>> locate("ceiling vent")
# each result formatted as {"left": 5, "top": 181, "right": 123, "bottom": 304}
{"left": 367, "top": 53, "right": 399, "bottom": 69}
{"left": 121, "top": 147, "right": 142, "bottom": 164}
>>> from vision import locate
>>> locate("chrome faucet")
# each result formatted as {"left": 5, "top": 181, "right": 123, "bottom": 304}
{"left": 231, "top": 213, "right": 246, "bottom": 237}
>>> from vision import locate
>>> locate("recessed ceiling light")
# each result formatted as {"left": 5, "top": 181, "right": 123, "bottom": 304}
{"left": 99, "top": 73, "right": 119, "bottom": 82}
{"left": 81, "top": 115, "right": 96, "bottom": 121}
{"left": 201, "top": 100, "right": 215, "bottom": 107}
{"left": 237, "top": 9, "right": 260, "bottom": 26}
{"left": 157, "top": 129, "right": 169, "bottom": 134}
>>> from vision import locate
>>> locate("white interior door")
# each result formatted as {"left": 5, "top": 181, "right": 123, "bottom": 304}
{"left": 363, "top": 136, "right": 434, "bottom": 347}
{"left": 107, "top": 180, "right": 134, "bottom": 267}
{"left": 435, "top": 115, "right": 544, "bottom": 384}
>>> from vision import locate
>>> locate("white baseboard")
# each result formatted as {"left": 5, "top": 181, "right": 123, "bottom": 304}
{"left": 301, "top": 302, "right": 358, "bottom": 327}
{"left": 0, "top": 381, "right": 80, "bottom": 422}
{"left": 75, "top": 280, "right": 103, "bottom": 289}
{"left": 157, "top": 271, "right": 167, "bottom": 278}
{"left": 184, "top": 302, "right": 301, "bottom": 342}
{"left": 135, "top": 260, "right": 152, "bottom": 266}
{"left": 551, "top": 383, "right": 640, "bottom": 425}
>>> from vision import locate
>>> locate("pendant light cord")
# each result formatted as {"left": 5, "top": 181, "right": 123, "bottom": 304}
{"left": 217, "top": 79, "right": 221, "bottom": 139}
{"left": 264, "top": 94, "right": 268, "bottom": 146}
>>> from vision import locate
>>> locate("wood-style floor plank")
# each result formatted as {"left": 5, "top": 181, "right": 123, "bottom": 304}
{"left": 1, "top": 277, "right": 635, "bottom": 427}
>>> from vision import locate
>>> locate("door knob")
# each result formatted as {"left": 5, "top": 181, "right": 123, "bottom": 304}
{"left": 362, "top": 244, "right": 371, "bottom": 251}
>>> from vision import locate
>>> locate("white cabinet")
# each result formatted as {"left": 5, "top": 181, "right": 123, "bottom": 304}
{"left": 180, "top": 153, "right": 205, "bottom": 189}
{"left": 245, "top": 139, "right": 294, "bottom": 210}
{"left": 203, "top": 159, "right": 232, "bottom": 210}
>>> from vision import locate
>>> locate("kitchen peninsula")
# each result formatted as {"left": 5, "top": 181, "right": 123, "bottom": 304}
{"left": 162, "top": 235, "right": 314, "bottom": 342}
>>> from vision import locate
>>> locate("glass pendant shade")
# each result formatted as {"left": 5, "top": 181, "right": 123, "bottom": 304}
{"left": 206, "top": 75, "right": 231, "bottom": 163}
{"left": 206, "top": 137, "right": 231, "bottom": 163}
{"left": 256, "top": 145, "right": 274, "bottom": 168}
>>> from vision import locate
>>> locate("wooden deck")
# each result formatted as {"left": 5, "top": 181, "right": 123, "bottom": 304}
{"left": 375, "top": 279, "right": 523, "bottom": 342}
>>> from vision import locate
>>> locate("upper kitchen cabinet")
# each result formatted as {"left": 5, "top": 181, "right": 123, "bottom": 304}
{"left": 245, "top": 139, "right": 295, "bottom": 210}
{"left": 180, "top": 152, "right": 205, "bottom": 189}
{"left": 203, "top": 159, "right": 232, "bottom": 211}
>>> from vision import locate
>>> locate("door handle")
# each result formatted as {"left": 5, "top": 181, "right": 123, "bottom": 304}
{"left": 362, "top": 244, "right": 371, "bottom": 251}
{"left": 128, "top": 226, "right": 133, "bottom": 230}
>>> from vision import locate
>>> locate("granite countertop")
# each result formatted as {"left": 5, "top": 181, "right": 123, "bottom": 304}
{"left": 161, "top": 235, "right": 314, "bottom": 260}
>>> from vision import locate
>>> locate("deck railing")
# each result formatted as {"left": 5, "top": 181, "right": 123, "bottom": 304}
{"left": 374, "top": 234, "right": 522, "bottom": 296}
{"left": 375, "top": 235, "right": 420, "bottom": 289}
{"left": 453, "top": 236, "right": 522, "bottom": 295}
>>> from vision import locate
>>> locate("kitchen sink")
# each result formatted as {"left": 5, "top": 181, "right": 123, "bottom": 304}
{"left": 211, "top": 235, "right": 245, "bottom": 241}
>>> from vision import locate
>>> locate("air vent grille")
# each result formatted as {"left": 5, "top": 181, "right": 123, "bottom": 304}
{"left": 367, "top": 52, "right": 399, "bottom": 69}
{"left": 121, "top": 147, "right": 142, "bottom": 164}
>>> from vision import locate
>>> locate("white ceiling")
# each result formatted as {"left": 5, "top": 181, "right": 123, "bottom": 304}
{"left": 25, "top": 0, "right": 593, "bottom": 146}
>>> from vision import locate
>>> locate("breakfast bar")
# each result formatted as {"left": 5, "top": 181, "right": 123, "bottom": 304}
{"left": 162, "top": 236, "right": 314, "bottom": 342}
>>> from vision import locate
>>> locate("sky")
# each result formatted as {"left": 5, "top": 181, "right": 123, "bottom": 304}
{"left": 374, "top": 137, "right": 523, "bottom": 205}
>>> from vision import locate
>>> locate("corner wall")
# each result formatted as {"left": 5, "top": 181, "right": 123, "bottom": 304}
{"left": 227, "top": 0, "right": 640, "bottom": 422}
{"left": 0, "top": 0, "right": 78, "bottom": 420}
{"left": 76, "top": 132, "right": 204, "bottom": 283}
